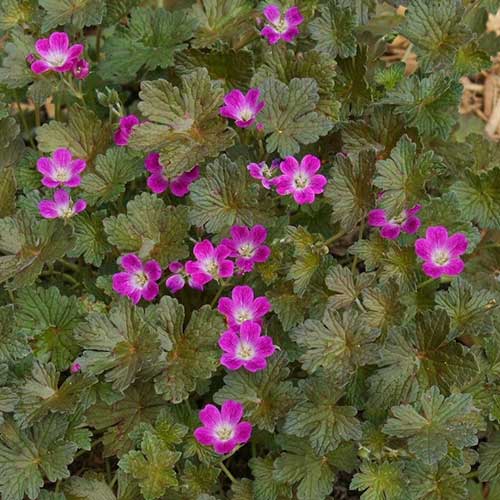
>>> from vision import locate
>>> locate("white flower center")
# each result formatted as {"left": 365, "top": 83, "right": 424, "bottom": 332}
{"left": 235, "top": 308, "right": 253, "bottom": 324}
{"left": 274, "top": 18, "right": 289, "bottom": 33}
{"left": 58, "top": 205, "right": 74, "bottom": 219}
{"left": 293, "top": 173, "right": 309, "bottom": 189}
{"left": 432, "top": 249, "right": 450, "bottom": 266}
{"left": 133, "top": 271, "right": 148, "bottom": 288}
{"left": 236, "top": 341, "right": 255, "bottom": 361}
{"left": 215, "top": 424, "right": 234, "bottom": 442}
{"left": 54, "top": 167, "right": 71, "bottom": 182}
{"left": 239, "top": 108, "right": 254, "bottom": 121}
{"left": 238, "top": 243, "right": 256, "bottom": 258}
{"left": 47, "top": 51, "right": 67, "bottom": 67}
{"left": 203, "top": 258, "right": 219, "bottom": 277}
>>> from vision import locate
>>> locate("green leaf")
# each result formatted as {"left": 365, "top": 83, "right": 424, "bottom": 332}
{"left": 324, "top": 149, "right": 376, "bottom": 230}
{"left": 130, "top": 68, "right": 235, "bottom": 177}
{"left": 39, "top": 0, "right": 106, "bottom": 32}
{"left": 86, "top": 382, "right": 164, "bottom": 457}
{"left": 0, "top": 211, "right": 74, "bottom": 290}
{"left": 0, "top": 305, "right": 30, "bottom": 363}
{"left": 259, "top": 77, "right": 332, "bottom": 157}
{"left": 451, "top": 167, "right": 500, "bottom": 229}
{"left": 15, "top": 362, "right": 95, "bottom": 428}
{"left": 291, "top": 306, "right": 379, "bottom": 378}
{"left": 309, "top": 0, "right": 357, "bottom": 58}
{"left": 0, "top": 165, "right": 16, "bottom": 218}
{"left": 435, "top": 277, "right": 497, "bottom": 338}
{"left": 16, "top": 286, "right": 84, "bottom": 370}
{"left": 99, "top": 7, "right": 196, "bottom": 83}
{"left": 362, "top": 281, "right": 404, "bottom": 331}
{"left": 190, "top": 0, "right": 254, "bottom": 48}
{"left": 119, "top": 432, "right": 180, "bottom": 500}
{"left": 325, "top": 266, "right": 375, "bottom": 310}
{"left": 68, "top": 211, "right": 112, "bottom": 267}
{"left": 75, "top": 301, "right": 162, "bottom": 392}
{"left": 382, "top": 72, "right": 462, "bottom": 140}
{"left": 177, "top": 461, "right": 220, "bottom": 498}
{"left": 63, "top": 476, "right": 116, "bottom": 500}
{"left": 283, "top": 376, "right": 361, "bottom": 454}
{"left": 350, "top": 461, "right": 405, "bottom": 500}
{"left": 80, "top": 148, "right": 144, "bottom": 207}
{"left": 454, "top": 40, "right": 491, "bottom": 76}
{"left": 103, "top": 193, "right": 190, "bottom": 267}
{"left": 0, "top": 385, "right": 17, "bottom": 426}
{"left": 0, "top": 0, "right": 37, "bottom": 32}
{"left": 214, "top": 353, "right": 300, "bottom": 432}
{"left": 0, "top": 28, "right": 34, "bottom": 88}
{"left": 368, "top": 311, "right": 478, "bottom": 409}
{"left": 252, "top": 47, "right": 339, "bottom": 119}
{"left": 177, "top": 48, "right": 254, "bottom": 90}
{"left": 406, "top": 460, "right": 468, "bottom": 500}
{"left": 36, "top": 107, "right": 112, "bottom": 164}
{"left": 479, "top": 433, "right": 500, "bottom": 481}
{"left": 267, "top": 288, "right": 308, "bottom": 332}
{"left": 249, "top": 456, "right": 293, "bottom": 500}
{"left": 0, "top": 415, "right": 77, "bottom": 500}
{"left": 383, "top": 386, "right": 479, "bottom": 464}
{"left": 399, "top": 0, "right": 471, "bottom": 70}
{"left": 152, "top": 297, "right": 225, "bottom": 403}
{"left": 189, "top": 155, "right": 273, "bottom": 233}
{"left": 273, "top": 434, "right": 335, "bottom": 500}
{"left": 374, "top": 135, "right": 443, "bottom": 214}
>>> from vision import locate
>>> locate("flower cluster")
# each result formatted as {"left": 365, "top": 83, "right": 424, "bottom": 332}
{"left": 37, "top": 148, "right": 87, "bottom": 220}
{"left": 31, "top": 32, "right": 89, "bottom": 80}
{"left": 260, "top": 5, "right": 304, "bottom": 45}
{"left": 248, "top": 154, "right": 327, "bottom": 205}
{"left": 220, "top": 88, "right": 265, "bottom": 129}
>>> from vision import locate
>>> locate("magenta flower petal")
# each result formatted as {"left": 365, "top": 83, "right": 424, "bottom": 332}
{"left": 54, "top": 189, "right": 70, "bottom": 204}
{"left": 73, "top": 199, "right": 87, "bottom": 214}
{"left": 263, "top": 4, "right": 281, "bottom": 23}
{"left": 144, "top": 153, "right": 162, "bottom": 173}
{"left": 166, "top": 274, "right": 185, "bottom": 293}
{"left": 293, "top": 189, "right": 315, "bottom": 205}
{"left": 301, "top": 154, "right": 321, "bottom": 175}
{"left": 446, "top": 233, "right": 468, "bottom": 257}
{"left": 380, "top": 223, "right": 401, "bottom": 240}
{"left": 309, "top": 174, "right": 327, "bottom": 193}
{"left": 221, "top": 400, "right": 244, "bottom": 424}
{"left": 53, "top": 148, "right": 72, "bottom": 165}
{"left": 49, "top": 32, "right": 69, "bottom": 52}
{"left": 441, "top": 258, "right": 465, "bottom": 276}
{"left": 147, "top": 173, "right": 169, "bottom": 194}
{"left": 220, "top": 88, "right": 265, "bottom": 129}
{"left": 280, "top": 156, "right": 299, "bottom": 175}
{"left": 282, "top": 26, "right": 300, "bottom": 42}
{"left": 425, "top": 226, "right": 449, "bottom": 247}
{"left": 193, "top": 427, "right": 215, "bottom": 446}
{"left": 285, "top": 6, "right": 304, "bottom": 26}
{"left": 142, "top": 281, "right": 159, "bottom": 301}
{"left": 35, "top": 38, "right": 51, "bottom": 57}
{"left": 38, "top": 200, "right": 59, "bottom": 218}
{"left": 422, "top": 261, "right": 445, "bottom": 279}
{"left": 415, "top": 239, "right": 432, "bottom": 260}
{"left": 193, "top": 240, "right": 215, "bottom": 261}
{"left": 199, "top": 404, "right": 221, "bottom": 427}
{"left": 144, "top": 260, "right": 162, "bottom": 281}
{"left": 121, "top": 254, "right": 143, "bottom": 273}
{"left": 401, "top": 216, "right": 421, "bottom": 234}
{"left": 368, "top": 209, "right": 388, "bottom": 227}
{"left": 219, "top": 330, "right": 240, "bottom": 351}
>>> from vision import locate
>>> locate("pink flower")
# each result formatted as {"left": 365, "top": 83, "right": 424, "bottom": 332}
{"left": 219, "top": 321, "right": 275, "bottom": 372}
{"left": 112, "top": 254, "right": 162, "bottom": 304}
{"left": 144, "top": 153, "right": 200, "bottom": 196}
{"left": 31, "top": 32, "right": 83, "bottom": 74}
{"left": 368, "top": 205, "right": 422, "bottom": 240}
{"left": 415, "top": 226, "right": 468, "bottom": 279}
{"left": 185, "top": 241, "right": 234, "bottom": 288}
{"left": 217, "top": 285, "right": 271, "bottom": 331}
{"left": 194, "top": 400, "right": 252, "bottom": 455}
{"left": 261, "top": 5, "right": 304, "bottom": 45}
{"left": 221, "top": 225, "right": 271, "bottom": 273}
{"left": 275, "top": 154, "right": 327, "bottom": 205}
{"left": 38, "top": 189, "right": 86, "bottom": 219}
{"left": 165, "top": 261, "right": 203, "bottom": 293}
{"left": 36, "top": 148, "right": 86, "bottom": 188}
{"left": 247, "top": 159, "right": 280, "bottom": 189}
{"left": 70, "top": 363, "right": 81, "bottom": 373}
{"left": 72, "top": 58, "right": 90, "bottom": 80}
{"left": 220, "top": 88, "right": 265, "bottom": 128}
{"left": 114, "top": 115, "right": 140, "bottom": 147}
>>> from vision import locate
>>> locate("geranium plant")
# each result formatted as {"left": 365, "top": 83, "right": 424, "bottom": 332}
{"left": 0, "top": 1, "right": 500, "bottom": 499}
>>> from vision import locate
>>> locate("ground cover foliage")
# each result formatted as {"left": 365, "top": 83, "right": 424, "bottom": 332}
{"left": 1, "top": 0, "right": 500, "bottom": 499}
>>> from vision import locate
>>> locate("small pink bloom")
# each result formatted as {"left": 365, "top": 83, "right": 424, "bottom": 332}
{"left": 221, "top": 225, "right": 271, "bottom": 273}
{"left": 185, "top": 241, "right": 234, "bottom": 288}
{"left": 31, "top": 32, "right": 83, "bottom": 74}
{"left": 219, "top": 321, "right": 275, "bottom": 372}
{"left": 194, "top": 400, "right": 252, "bottom": 455}
{"left": 38, "top": 189, "right": 86, "bottom": 219}
{"left": 26, "top": 53, "right": 36, "bottom": 64}
{"left": 261, "top": 5, "right": 303, "bottom": 45}
{"left": 165, "top": 261, "right": 203, "bottom": 293}
{"left": 36, "top": 148, "right": 86, "bottom": 188}
{"left": 247, "top": 159, "right": 279, "bottom": 189}
{"left": 72, "top": 58, "right": 90, "bottom": 80}
{"left": 217, "top": 285, "right": 271, "bottom": 331}
{"left": 368, "top": 205, "right": 422, "bottom": 240}
{"left": 144, "top": 153, "right": 200, "bottom": 196}
{"left": 70, "top": 363, "right": 81, "bottom": 373}
{"left": 220, "top": 88, "right": 265, "bottom": 128}
{"left": 415, "top": 226, "right": 468, "bottom": 279}
{"left": 114, "top": 115, "right": 140, "bottom": 147}
{"left": 112, "top": 254, "right": 162, "bottom": 304}
{"left": 275, "top": 154, "right": 327, "bottom": 205}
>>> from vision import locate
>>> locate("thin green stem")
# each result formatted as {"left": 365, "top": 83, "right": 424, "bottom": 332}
{"left": 417, "top": 277, "right": 436, "bottom": 289}
{"left": 219, "top": 461, "right": 236, "bottom": 484}
{"left": 14, "top": 92, "right": 36, "bottom": 148}
{"left": 351, "top": 221, "right": 364, "bottom": 273}
{"left": 57, "top": 258, "right": 79, "bottom": 273}
{"left": 34, "top": 102, "right": 41, "bottom": 128}
{"left": 324, "top": 229, "right": 346, "bottom": 247}
{"left": 210, "top": 280, "right": 230, "bottom": 308}
{"left": 95, "top": 26, "right": 102, "bottom": 62}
